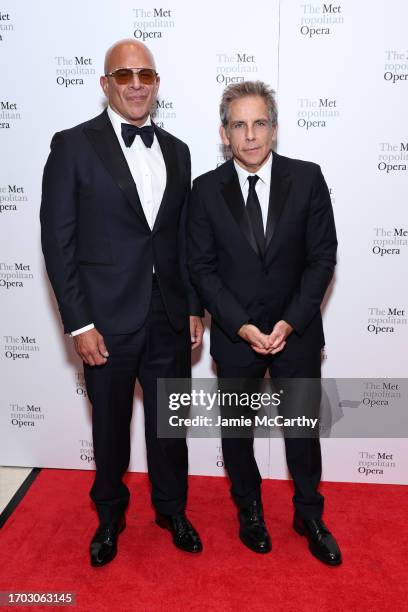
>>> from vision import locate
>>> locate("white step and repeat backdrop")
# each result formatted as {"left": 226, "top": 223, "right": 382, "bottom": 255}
{"left": 1, "top": 1, "right": 407, "bottom": 484}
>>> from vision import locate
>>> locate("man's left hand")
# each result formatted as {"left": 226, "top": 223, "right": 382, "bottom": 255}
{"left": 190, "top": 316, "right": 204, "bottom": 350}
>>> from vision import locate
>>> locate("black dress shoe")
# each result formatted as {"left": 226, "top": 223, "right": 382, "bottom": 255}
{"left": 238, "top": 500, "right": 272, "bottom": 554}
{"left": 293, "top": 514, "right": 342, "bottom": 566}
{"left": 90, "top": 515, "right": 126, "bottom": 567}
{"left": 155, "top": 512, "right": 203, "bottom": 553}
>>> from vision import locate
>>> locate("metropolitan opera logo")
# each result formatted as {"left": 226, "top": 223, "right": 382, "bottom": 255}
{"left": 2, "top": 335, "right": 40, "bottom": 360}
{"left": 339, "top": 378, "right": 403, "bottom": 414}
{"left": 215, "top": 445, "right": 224, "bottom": 469}
{"left": 377, "top": 141, "right": 408, "bottom": 173}
{"left": 79, "top": 439, "right": 95, "bottom": 465}
{"left": 296, "top": 97, "right": 339, "bottom": 130}
{"left": 371, "top": 227, "right": 408, "bottom": 256}
{"left": 132, "top": 7, "right": 175, "bottom": 41}
{"left": 358, "top": 450, "right": 396, "bottom": 477}
{"left": 54, "top": 55, "right": 95, "bottom": 88}
{"left": 75, "top": 372, "right": 88, "bottom": 398}
{"left": 361, "top": 380, "right": 401, "bottom": 409}
{"left": 0, "top": 183, "right": 27, "bottom": 213}
{"left": 215, "top": 52, "right": 258, "bottom": 86}
{"left": 0, "top": 262, "right": 33, "bottom": 289}
{"left": 383, "top": 49, "right": 408, "bottom": 84}
{"left": 0, "top": 101, "right": 21, "bottom": 129}
{"left": 367, "top": 307, "right": 407, "bottom": 335}
{"left": 9, "top": 402, "right": 45, "bottom": 430}
{"left": 298, "top": 3, "right": 344, "bottom": 38}
{"left": 153, "top": 97, "right": 176, "bottom": 129}
{"left": 0, "top": 10, "right": 13, "bottom": 42}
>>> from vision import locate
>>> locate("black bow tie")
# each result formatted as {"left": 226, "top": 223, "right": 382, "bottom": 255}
{"left": 121, "top": 123, "right": 154, "bottom": 148}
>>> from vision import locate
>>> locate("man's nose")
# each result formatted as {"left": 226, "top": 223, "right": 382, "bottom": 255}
{"left": 129, "top": 72, "right": 142, "bottom": 88}
{"left": 245, "top": 126, "right": 256, "bottom": 140}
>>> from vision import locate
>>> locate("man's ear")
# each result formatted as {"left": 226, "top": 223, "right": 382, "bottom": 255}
{"left": 100, "top": 75, "right": 109, "bottom": 97}
{"left": 154, "top": 75, "right": 160, "bottom": 98}
{"left": 220, "top": 125, "right": 230, "bottom": 146}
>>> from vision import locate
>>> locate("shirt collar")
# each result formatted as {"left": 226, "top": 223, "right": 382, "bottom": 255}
{"left": 234, "top": 151, "right": 273, "bottom": 190}
{"left": 107, "top": 105, "right": 152, "bottom": 138}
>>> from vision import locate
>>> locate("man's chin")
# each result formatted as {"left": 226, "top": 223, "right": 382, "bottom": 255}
{"left": 239, "top": 158, "right": 263, "bottom": 172}
{"left": 125, "top": 110, "right": 150, "bottom": 124}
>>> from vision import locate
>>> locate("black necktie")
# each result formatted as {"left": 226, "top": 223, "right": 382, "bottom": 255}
{"left": 246, "top": 175, "right": 265, "bottom": 256}
{"left": 121, "top": 123, "right": 154, "bottom": 148}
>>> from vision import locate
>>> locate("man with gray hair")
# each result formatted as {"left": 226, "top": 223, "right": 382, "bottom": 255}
{"left": 188, "top": 81, "right": 341, "bottom": 565}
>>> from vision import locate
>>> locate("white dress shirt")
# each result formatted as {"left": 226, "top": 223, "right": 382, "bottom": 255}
{"left": 234, "top": 151, "right": 273, "bottom": 232}
{"left": 71, "top": 106, "right": 166, "bottom": 337}
{"left": 107, "top": 106, "right": 166, "bottom": 229}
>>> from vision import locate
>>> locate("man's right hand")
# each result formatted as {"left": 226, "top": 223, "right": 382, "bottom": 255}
{"left": 73, "top": 328, "right": 109, "bottom": 366}
{"left": 237, "top": 323, "right": 271, "bottom": 353}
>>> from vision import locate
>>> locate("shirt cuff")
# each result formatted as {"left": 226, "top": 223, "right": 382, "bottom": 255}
{"left": 70, "top": 323, "right": 95, "bottom": 337}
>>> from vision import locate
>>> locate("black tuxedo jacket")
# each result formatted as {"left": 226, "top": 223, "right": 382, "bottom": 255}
{"left": 40, "top": 109, "right": 202, "bottom": 335}
{"left": 188, "top": 153, "right": 337, "bottom": 366}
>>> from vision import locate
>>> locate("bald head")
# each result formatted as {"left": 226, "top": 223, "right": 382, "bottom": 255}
{"left": 100, "top": 38, "right": 160, "bottom": 126}
{"left": 104, "top": 39, "right": 156, "bottom": 74}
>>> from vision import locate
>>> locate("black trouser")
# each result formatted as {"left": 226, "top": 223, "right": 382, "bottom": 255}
{"left": 216, "top": 349, "right": 324, "bottom": 520}
{"left": 84, "top": 277, "right": 191, "bottom": 524}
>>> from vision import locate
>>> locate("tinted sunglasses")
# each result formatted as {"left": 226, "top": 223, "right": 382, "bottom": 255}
{"left": 105, "top": 67, "right": 158, "bottom": 85}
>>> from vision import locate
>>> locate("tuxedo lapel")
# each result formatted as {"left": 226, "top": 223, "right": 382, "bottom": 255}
{"left": 220, "top": 161, "right": 260, "bottom": 258}
{"left": 83, "top": 110, "right": 150, "bottom": 229}
{"left": 265, "top": 152, "right": 291, "bottom": 253}
{"left": 152, "top": 124, "right": 177, "bottom": 233}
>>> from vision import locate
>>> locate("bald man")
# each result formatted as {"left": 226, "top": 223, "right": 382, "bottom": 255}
{"left": 41, "top": 40, "right": 204, "bottom": 566}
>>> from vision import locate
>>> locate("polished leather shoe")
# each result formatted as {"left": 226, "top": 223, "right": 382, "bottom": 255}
{"left": 238, "top": 500, "right": 272, "bottom": 554}
{"left": 155, "top": 512, "right": 203, "bottom": 553}
{"left": 293, "top": 514, "right": 342, "bottom": 566}
{"left": 90, "top": 515, "right": 126, "bottom": 567}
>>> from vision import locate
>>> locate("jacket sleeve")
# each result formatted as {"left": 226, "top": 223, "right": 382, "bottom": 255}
{"left": 40, "top": 132, "right": 92, "bottom": 333}
{"left": 178, "top": 145, "right": 204, "bottom": 317}
{"left": 188, "top": 179, "right": 249, "bottom": 340}
{"left": 282, "top": 165, "right": 337, "bottom": 334}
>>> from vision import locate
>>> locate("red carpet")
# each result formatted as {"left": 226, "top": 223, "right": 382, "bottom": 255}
{"left": 0, "top": 470, "right": 406, "bottom": 611}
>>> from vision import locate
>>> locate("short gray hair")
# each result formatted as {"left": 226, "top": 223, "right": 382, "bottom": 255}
{"left": 220, "top": 81, "right": 277, "bottom": 127}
